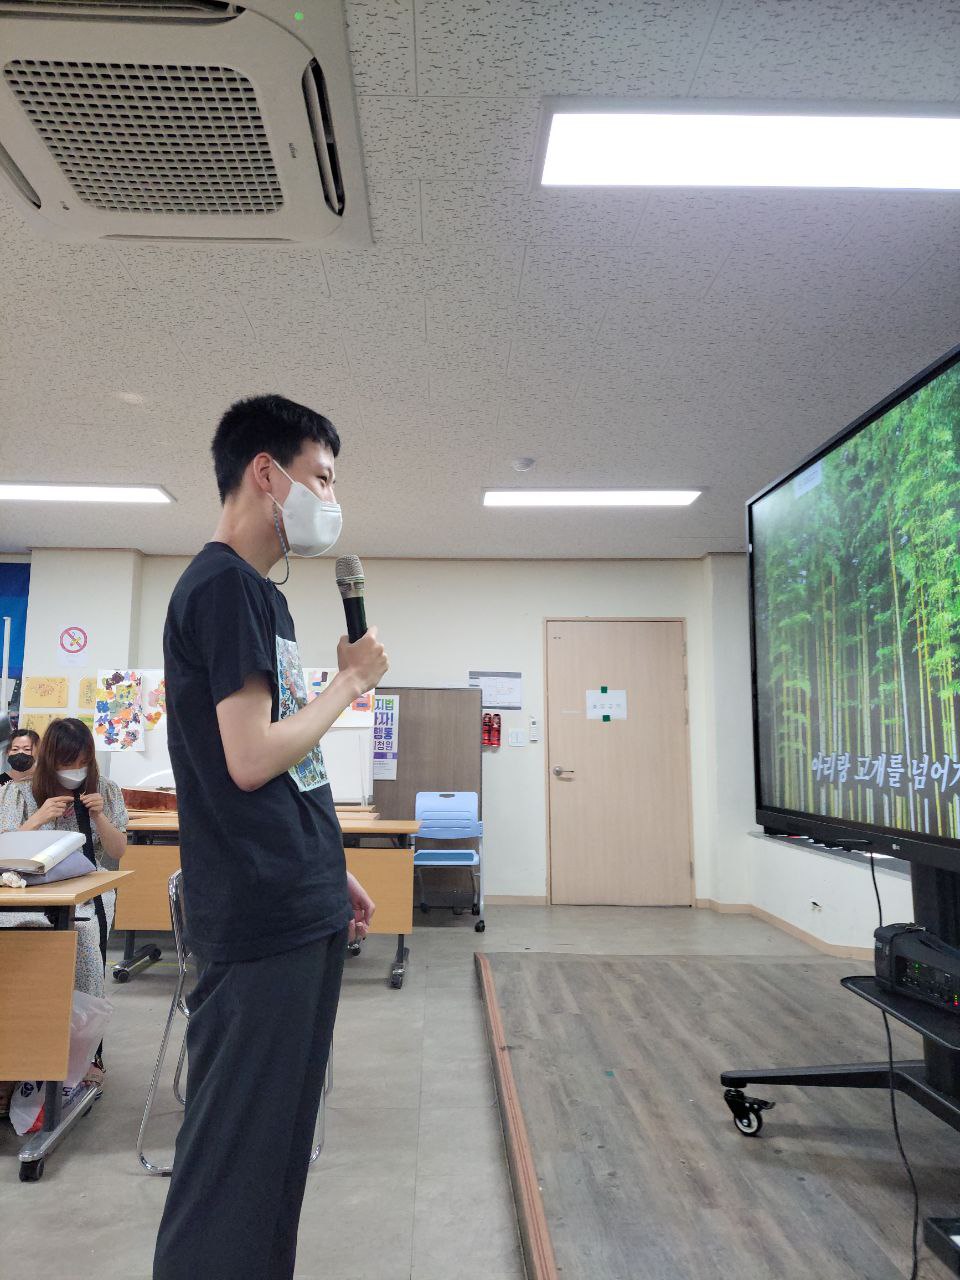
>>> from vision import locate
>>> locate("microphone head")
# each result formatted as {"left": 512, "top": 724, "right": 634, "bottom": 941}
{"left": 335, "top": 554, "right": 364, "bottom": 591}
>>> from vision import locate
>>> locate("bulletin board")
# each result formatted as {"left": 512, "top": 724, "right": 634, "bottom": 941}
{"left": 373, "top": 687, "right": 482, "bottom": 819}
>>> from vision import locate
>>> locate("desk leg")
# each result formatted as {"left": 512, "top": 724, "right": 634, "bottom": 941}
{"left": 18, "top": 905, "right": 100, "bottom": 1183}
{"left": 390, "top": 934, "right": 410, "bottom": 990}
{"left": 387, "top": 834, "right": 413, "bottom": 990}
{"left": 112, "top": 929, "right": 163, "bottom": 984}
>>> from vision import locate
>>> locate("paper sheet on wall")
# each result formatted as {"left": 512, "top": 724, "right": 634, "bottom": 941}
{"left": 57, "top": 624, "right": 91, "bottom": 668}
{"left": 303, "top": 667, "right": 375, "bottom": 725}
{"left": 95, "top": 669, "right": 145, "bottom": 751}
{"left": 21, "top": 676, "right": 68, "bottom": 708}
{"left": 102, "top": 670, "right": 172, "bottom": 787}
{"left": 468, "top": 670, "right": 523, "bottom": 710}
{"left": 78, "top": 676, "right": 98, "bottom": 711}
{"left": 373, "top": 693, "right": 400, "bottom": 780}
{"left": 586, "top": 689, "right": 627, "bottom": 720}
{"left": 17, "top": 712, "right": 55, "bottom": 736}
{"left": 143, "top": 671, "right": 167, "bottom": 732}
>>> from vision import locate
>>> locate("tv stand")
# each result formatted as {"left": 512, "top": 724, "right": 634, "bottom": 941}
{"left": 720, "top": 863, "right": 960, "bottom": 1274}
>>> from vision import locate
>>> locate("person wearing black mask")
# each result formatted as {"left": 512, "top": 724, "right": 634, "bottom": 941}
{"left": 0, "top": 717, "right": 127, "bottom": 1091}
{"left": 0, "top": 727, "right": 40, "bottom": 786}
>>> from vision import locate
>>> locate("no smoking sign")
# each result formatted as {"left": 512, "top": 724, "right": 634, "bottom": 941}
{"left": 59, "top": 626, "right": 88, "bottom": 654}
{"left": 58, "top": 625, "right": 89, "bottom": 667}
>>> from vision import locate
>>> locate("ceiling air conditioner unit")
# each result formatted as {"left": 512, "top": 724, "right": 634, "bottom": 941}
{"left": 0, "top": 1, "right": 371, "bottom": 244}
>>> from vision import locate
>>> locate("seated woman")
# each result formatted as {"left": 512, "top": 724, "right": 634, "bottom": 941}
{"left": 0, "top": 717, "right": 127, "bottom": 1105}
{"left": 0, "top": 727, "right": 40, "bottom": 786}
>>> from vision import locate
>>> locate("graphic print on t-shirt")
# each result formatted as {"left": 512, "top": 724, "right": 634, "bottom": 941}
{"left": 276, "top": 636, "right": 329, "bottom": 792}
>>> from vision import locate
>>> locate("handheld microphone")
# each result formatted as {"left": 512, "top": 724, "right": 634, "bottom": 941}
{"left": 335, "top": 555, "right": 367, "bottom": 643}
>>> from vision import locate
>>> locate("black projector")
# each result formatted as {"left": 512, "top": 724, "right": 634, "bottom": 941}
{"left": 875, "top": 924, "right": 960, "bottom": 1013}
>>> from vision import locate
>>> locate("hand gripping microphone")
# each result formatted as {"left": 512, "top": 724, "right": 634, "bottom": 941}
{"left": 335, "top": 555, "right": 367, "bottom": 643}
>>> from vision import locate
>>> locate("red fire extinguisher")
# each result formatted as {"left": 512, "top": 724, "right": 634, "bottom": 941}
{"left": 482, "top": 712, "right": 492, "bottom": 746}
{"left": 490, "top": 713, "right": 501, "bottom": 748}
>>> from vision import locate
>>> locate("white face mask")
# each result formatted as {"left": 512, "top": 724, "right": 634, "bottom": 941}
{"left": 57, "top": 767, "right": 87, "bottom": 788}
{"left": 270, "top": 459, "right": 342, "bottom": 558}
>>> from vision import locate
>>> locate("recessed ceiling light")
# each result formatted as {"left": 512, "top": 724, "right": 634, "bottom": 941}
{"left": 539, "top": 103, "right": 960, "bottom": 189}
{"left": 115, "top": 392, "right": 146, "bottom": 406}
{"left": 512, "top": 457, "right": 537, "bottom": 473}
{"left": 0, "top": 483, "right": 173, "bottom": 504}
{"left": 483, "top": 489, "right": 700, "bottom": 507}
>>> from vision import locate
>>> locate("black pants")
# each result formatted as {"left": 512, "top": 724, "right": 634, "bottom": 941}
{"left": 153, "top": 928, "right": 348, "bottom": 1280}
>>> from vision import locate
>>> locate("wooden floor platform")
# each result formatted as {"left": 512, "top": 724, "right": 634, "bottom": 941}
{"left": 477, "top": 951, "right": 960, "bottom": 1280}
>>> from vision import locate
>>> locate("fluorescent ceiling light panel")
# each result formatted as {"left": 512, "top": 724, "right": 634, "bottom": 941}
{"left": 0, "top": 483, "right": 172, "bottom": 504}
{"left": 484, "top": 490, "right": 700, "bottom": 507}
{"left": 540, "top": 109, "right": 960, "bottom": 189}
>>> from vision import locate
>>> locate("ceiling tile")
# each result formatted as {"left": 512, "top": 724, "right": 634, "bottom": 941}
{"left": 414, "top": 0, "right": 721, "bottom": 97}
{"left": 346, "top": 0, "right": 417, "bottom": 96}
{"left": 692, "top": 0, "right": 960, "bottom": 100}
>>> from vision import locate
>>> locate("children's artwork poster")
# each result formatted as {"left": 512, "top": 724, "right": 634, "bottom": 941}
{"left": 373, "top": 693, "right": 400, "bottom": 781}
{"left": 95, "top": 669, "right": 145, "bottom": 751}
{"left": 142, "top": 670, "right": 167, "bottom": 732}
{"left": 77, "top": 676, "right": 97, "bottom": 711}
{"left": 21, "top": 675, "right": 69, "bottom": 708}
{"left": 277, "top": 640, "right": 329, "bottom": 792}
{"left": 303, "top": 667, "right": 335, "bottom": 703}
{"left": 303, "top": 668, "right": 374, "bottom": 722}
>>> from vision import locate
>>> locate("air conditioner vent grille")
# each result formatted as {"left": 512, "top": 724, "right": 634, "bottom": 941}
{"left": 3, "top": 58, "right": 283, "bottom": 215}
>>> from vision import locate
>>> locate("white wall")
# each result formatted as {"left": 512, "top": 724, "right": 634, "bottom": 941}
{"left": 751, "top": 839, "right": 914, "bottom": 947}
{"left": 20, "top": 548, "right": 143, "bottom": 723}
{"left": 139, "top": 554, "right": 711, "bottom": 900}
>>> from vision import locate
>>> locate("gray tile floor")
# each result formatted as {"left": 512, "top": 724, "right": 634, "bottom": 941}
{"left": 0, "top": 907, "right": 819, "bottom": 1279}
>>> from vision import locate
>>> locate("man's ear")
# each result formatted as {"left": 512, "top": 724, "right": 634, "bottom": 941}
{"left": 249, "top": 452, "right": 275, "bottom": 496}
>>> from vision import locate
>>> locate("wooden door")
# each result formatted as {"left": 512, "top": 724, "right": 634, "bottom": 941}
{"left": 546, "top": 619, "right": 693, "bottom": 906}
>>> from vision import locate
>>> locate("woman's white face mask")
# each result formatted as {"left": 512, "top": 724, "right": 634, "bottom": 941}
{"left": 57, "top": 767, "right": 87, "bottom": 788}
{"left": 270, "top": 459, "right": 342, "bottom": 558}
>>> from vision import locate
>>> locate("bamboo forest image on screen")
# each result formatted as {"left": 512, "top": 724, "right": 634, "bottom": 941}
{"left": 752, "top": 353, "right": 960, "bottom": 840}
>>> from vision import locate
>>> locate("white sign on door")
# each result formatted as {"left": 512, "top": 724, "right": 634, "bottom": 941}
{"left": 586, "top": 689, "right": 627, "bottom": 721}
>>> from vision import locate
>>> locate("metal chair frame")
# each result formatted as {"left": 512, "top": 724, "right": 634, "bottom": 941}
{"left": 138, "top": 870, "right": 332, "bottom": 1176}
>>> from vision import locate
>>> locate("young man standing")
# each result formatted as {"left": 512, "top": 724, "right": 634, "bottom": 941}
{"left": 154, "top": 395, "right": 388, "bottom": 1280}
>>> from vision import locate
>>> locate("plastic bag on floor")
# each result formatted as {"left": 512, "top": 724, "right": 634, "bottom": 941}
{"left": 65, "top": 991, "right": 113, "bottom": 1088}
{"left": 10, "top": 1080, "right": 85, "bottom": 1136}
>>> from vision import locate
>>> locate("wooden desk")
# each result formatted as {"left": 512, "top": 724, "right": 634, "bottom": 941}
{"left": 125, "top": 813, "right": 421, "bottom": 989}
{"left": 0, "top": 870, "right": 132, "bottom": 1182}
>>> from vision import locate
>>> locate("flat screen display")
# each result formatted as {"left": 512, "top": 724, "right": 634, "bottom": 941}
{"left": 750, "top": 347, "right": 960, "bottom": 855}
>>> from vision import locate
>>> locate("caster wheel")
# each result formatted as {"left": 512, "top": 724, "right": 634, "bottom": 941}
{"left": 390, "top": 973, "right": 404, "bottom": 990}
{"left": 734, "top": 1110, "right": 762, "bottom": 1136}
{"left": 723, "top": 1088, "right": 772, "bottom": 1136}
{"left": 19, "top": 1159, "right": 44, "bottom": 1182}
{"left": 149, "top": 947, "right": 163, "bottom": 963}
{"left": 475, "top": 920, "right": 486, "bottom": 933}
{"left": 471, "top": 904, "right": 481, "bottom": 916}
{"left": 453, "top": 908, "right": 465, "bottom": 917}
{"left": 112, "top": 969, "right": 130, "bottom": 984}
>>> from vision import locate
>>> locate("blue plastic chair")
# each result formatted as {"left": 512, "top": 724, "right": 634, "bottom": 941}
{"left": 414, "top": 791, "right": 484, "bottom": 932}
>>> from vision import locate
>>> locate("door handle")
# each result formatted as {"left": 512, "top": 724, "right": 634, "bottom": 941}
{"left": 553, "top": 766, "right": 575, "bottom": 777}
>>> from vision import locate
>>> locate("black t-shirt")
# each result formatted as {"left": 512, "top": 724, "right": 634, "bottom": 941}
{"left": 163, "top": 541, "right": 351, "bottom": 962}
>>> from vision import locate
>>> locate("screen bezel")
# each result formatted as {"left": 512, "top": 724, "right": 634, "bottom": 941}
{"left": 747, "top": 341, "right": 960, "bottom": 870}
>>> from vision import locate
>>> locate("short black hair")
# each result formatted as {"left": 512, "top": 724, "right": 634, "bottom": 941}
{"left": 211, "top": 394, "right": 341, "bottom": 502}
